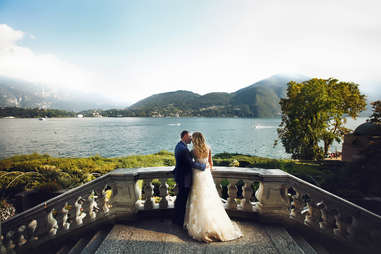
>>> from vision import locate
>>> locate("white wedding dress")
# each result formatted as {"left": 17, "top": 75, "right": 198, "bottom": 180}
{"left": 184, "top": 154, "right": 243, "bottom": 242}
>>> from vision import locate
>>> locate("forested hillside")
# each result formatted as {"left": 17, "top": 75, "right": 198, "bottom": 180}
{"left": 125, "top": 74, "right": 309, "bottom": 117}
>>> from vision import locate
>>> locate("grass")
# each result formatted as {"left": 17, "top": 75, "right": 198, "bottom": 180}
{"left": 213, "top": 152, "right": 341, "bottom": 188}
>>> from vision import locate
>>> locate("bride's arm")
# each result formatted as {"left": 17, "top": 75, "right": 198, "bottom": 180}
{"left": 208, "top": 148, "right": 213, "bottom": 170}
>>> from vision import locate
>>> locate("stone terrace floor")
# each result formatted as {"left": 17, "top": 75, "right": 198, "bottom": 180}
{"left": 95, "top": 218, "right": 314, "bottom": 254}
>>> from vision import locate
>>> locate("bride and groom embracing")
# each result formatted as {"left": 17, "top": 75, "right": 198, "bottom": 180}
{"left": 172, "top": 130, "right": 243, "bottom": 243}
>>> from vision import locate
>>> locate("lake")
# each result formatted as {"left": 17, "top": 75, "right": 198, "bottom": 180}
{"left": 0, "top": 117, "right": 367, "bottom": 159}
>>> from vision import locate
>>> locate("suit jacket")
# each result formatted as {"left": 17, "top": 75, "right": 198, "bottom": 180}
{"left": 173, "top": 141, "right": 206, "bottom": 188}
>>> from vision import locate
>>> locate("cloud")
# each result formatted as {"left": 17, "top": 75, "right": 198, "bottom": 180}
{"left": 0, "top": 24, "right": 99, "bottom": 94}
{"left": 0, "top": 24, "right": 24, "bottom": 48}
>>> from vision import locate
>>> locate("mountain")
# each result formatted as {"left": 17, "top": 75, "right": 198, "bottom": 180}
{"left": 230, "top": 74, "right": 310, "bottom": 117}
{"left": 0, "top": 76, "right": 126, "bottom": 111}
{"left": 127, "top": 74, "right": 310, "bottom": 118}
{"left": 129, "top": 90, "right": 201, "bottom": 111}
{"left": 233, "top": 73, "right": 310, "bottom": 98}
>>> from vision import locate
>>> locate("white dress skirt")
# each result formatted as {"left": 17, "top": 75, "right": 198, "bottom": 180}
{"left": 184, "top": 156, "right": 243, "bottom": 243}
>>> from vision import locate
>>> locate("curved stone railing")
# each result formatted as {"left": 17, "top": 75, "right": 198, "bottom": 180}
{"left": 1, "top": 166, "right": 381, "bottom": 253}
{"left": 0, "top": 169, "right": 138, "bottom": 253}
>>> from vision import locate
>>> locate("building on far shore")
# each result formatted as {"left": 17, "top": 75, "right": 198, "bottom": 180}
{"left": 342, "top": 122, "right": 381, "bottom": 162}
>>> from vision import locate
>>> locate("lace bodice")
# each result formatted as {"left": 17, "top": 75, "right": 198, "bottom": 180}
{"left": 195, "top": 156, "right": 209, "bottom": 165}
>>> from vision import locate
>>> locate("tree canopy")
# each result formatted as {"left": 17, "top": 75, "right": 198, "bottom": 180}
{"left": 277, "top": 78, "right": 366, "bottom": 160}
{"left": 0, "top": 107, "right": 75, "bottom": 118}
{"left": 368, "top": 100, "right": 381, "bottom": 124}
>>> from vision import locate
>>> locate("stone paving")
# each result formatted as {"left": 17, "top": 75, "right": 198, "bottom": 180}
{"left": 95, "top": 218, "right": 304, "bottom": 254}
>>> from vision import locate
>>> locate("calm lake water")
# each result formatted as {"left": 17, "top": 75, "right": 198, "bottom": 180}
{"left": 0, "top": 117, "right": 367, "bottom": 159}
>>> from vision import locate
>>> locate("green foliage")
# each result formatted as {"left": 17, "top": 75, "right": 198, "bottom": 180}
{"left": 368, "top": 100, "right": 381, "bottom": 124}
{"left": 0, "top": 151, "right": 176, "bottom": 200}
{"left": 213, "top": 153, "right": 339, "bottom": 188}
{"left": 0, "top": 199, "right": 16, "bottom": 222}
{"left": 277, "top": 78, "right": 366, "bottom": 160}
{"left": 229, "top": 159, "right": 240, "bottom": 167}
{"left": 0, "top": 107, "right": 75, "bottom": 118}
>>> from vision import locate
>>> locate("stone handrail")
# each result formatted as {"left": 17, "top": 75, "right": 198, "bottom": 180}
{"left": 1, "top": 166, "right": 381, "bottom": 253}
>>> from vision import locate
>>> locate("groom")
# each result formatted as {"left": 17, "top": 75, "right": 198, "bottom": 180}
{"left": 172, "top": 130, "right": 206, "bottom": 226}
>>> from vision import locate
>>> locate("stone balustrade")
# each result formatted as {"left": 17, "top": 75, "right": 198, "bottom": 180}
{"left": 1, "top": 166, "right": 381, "bottom": 253}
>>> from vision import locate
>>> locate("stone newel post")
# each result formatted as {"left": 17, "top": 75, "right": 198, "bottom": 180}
{"left": 255, "top": 180, "right": 289, "bottom": 217}
{"left": 109, "top": 170, "right": 139, "bottom": 219}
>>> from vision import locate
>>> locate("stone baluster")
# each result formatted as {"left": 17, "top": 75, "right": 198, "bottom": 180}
{"left": 317, "top": 201, "right": 334, "bottom": 233}
{"left": 215, "top": 179, "right": 223, "bottom": 198}
{"left": 62, "top": 203, "right": 71, "bottom": 230}
{"left": 17, "top": 225, "right": 26, "bottom": 246}
{"left": 5, "top": 230, "right": 15, "bottom": 250}
{"left": 143, "top": 179, "right": 154, "bottom": 210}
{"left": 227, "top": 180, "right": 238, "bottom": 210}
{"left": 0, "top": 234, "right": 6, "bottom": 254}
{"left": 88, "top": 190, "right": 100, "bottom": 220}
{"left": 102, "top": 185, "right": 112, "bottom": 214}
{"left": 241, "top": 180, "right": 253, "bottom": 211}
{"left": 74, "top": 197, "right": 86, "bottom": 226}
{"left": 47, "top": 208, "right": 59, "bottom": 236}
{"left": 27, "top": 220, "right": 38, "bottom": 241}
{"left": 159, "top": 178, "right": 169, "bottom": 209}
{"left": 255, "top": 181, "right": 290, "bottom": 217}
{"left": 334, "top": 212, "right": 346, "bottom": 239}
{"left": 289, "top": 190, "right": 304, "bottom": 221}
{"left": 347, "top": 216, "right": 358, "bottom": 240}
{"left": 301, "top": 200, "right": 321, "bottom": 227}
{"left": 140, "top": 181, "right": 145, "bottom": 201}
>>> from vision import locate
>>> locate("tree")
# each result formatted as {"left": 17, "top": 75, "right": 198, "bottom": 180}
{"left": 368, "top": 100, "right": 381, "bottom": 124}
{"left": 277, "top": 78, "right": 366, "bottom": 160}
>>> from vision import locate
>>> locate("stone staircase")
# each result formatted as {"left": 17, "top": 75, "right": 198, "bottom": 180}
{"left": 28, "top": 216, "right": 349, "bottom": 254}
{"left": 28, "top": 225, "right": 113, "bottom": 254}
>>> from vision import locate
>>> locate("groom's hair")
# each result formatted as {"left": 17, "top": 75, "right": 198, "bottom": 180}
{"left": 180, "top": 130, "right": 189, "bottom": 139}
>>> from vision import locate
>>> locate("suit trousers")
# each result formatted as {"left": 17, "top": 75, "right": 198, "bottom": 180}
{"left": 173, "top": 186, "right": 190, "bottom": 226}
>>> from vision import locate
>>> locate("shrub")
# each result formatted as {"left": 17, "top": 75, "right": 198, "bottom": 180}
{"left": 0, "top": 199, "right": 16, "bottom": 221}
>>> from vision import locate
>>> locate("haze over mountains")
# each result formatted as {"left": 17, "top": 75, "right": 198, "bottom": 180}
{"left": 0, "top": 76, "right": 125, "bottom": 112}
{"left": 0, "top": 74, "right": 379, "bottom": 117}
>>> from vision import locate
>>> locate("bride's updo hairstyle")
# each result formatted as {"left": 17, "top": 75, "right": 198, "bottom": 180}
{"left": 192, "top": 132, "right": 209, "bottom": 158}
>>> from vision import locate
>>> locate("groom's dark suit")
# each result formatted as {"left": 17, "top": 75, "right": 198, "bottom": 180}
{"left": 173, "top": 141, "right": 206, "bottom": 226}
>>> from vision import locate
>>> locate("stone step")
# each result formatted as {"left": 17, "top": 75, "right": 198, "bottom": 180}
{"left": 263, "top": 225, "right": 304, "bottom": 254}
{"left": 68, "top": 236, "right": 93, "bottom": 254}
{"left": 287, "top": 231, "right": 318, "bottom": 254}
{"left": 307, "top": 242, "right": 330, "bottom": 254}
{"left": 56, "top": 244, "right": 72, "bottom": 254}
{"left": 80, "top": 227, "right": 112, "bottom": 254}
{"left": 95, "top": 219, "right": 307, "bottom": 254}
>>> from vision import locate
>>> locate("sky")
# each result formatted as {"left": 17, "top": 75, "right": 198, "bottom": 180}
{"left": 1, "top": 0, "right": 381, "bottom": 105}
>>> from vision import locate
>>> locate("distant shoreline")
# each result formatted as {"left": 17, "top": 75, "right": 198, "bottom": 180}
{"left": 1, "top": 106, "right": 371, "bottom": 119}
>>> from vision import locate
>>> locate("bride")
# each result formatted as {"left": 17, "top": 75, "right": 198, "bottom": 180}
{"left": 184, "top": 132, "right": 243, "bottom": 243}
